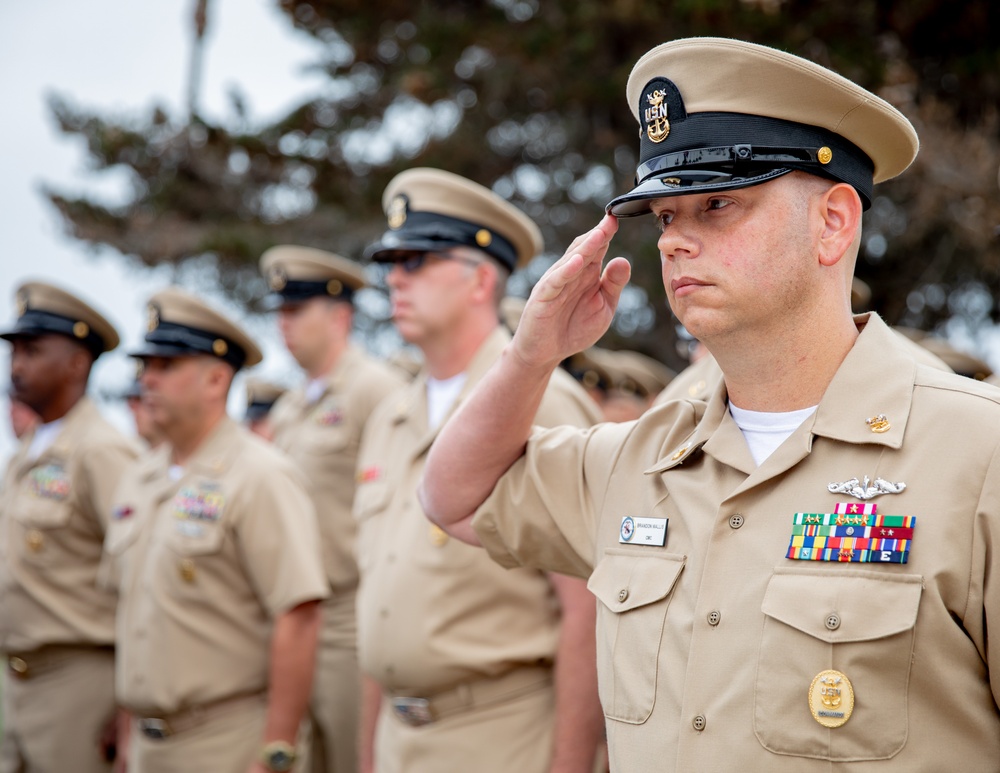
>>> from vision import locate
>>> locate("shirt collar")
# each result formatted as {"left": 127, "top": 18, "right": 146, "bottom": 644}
{"left": 648, "top": 313, "right": 913, "bottom": 474}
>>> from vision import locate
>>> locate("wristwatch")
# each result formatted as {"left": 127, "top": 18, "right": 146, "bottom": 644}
{"left": 259, "top": 740, "right": 297, "bottom": 772}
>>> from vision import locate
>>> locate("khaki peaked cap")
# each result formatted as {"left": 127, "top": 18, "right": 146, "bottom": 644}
{"left": 260, "top": 245, "right": 367, "bottom": 308}
{"left": 131, "top": 287, "right": 263, "bottom": 370}
{"left": 366, "top": 168, "right": 543, "bottom": 272}
{"left": 244, "top": 377, "right": 287, "bottom": 421}
{"left": 608, "top": 37, "right": 919, "bottom": 216}
{"left": 1, "top": 280, "right": 119, "bottom": 357}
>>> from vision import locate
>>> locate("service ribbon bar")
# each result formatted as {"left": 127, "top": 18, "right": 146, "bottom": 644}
{"left": 787, "top": 510, "right": 916, "bottom": 564}
{"left": 793, "top": 512, "right": 915, "bottom": 528}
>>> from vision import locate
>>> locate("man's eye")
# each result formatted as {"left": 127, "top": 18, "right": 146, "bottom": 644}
{"left": 656, "top": 212, "right": 673, "bottom": 230}
{"left": 708, "top": 198, "right": 731, "bottom": 210}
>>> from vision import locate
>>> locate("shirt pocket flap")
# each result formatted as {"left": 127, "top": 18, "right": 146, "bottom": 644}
{"left": 761, "top": 568, "right": 923, "bottom": 643}
{"left": 588, "top": 550, "right": 686, "bottom": 613}
{"left": 354, "top": 480, "right": 391, "bottom": 520}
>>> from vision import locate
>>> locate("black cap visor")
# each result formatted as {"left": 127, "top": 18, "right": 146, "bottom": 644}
{"left": 608, "top": 167, "right": 793, "bottom": 217}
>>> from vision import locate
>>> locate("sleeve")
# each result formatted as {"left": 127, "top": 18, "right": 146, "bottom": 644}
{"left": 236, "top": 456, "right": 330, "bottom": 616}
{"left": 80, "top": 432, "right": 141, "bottom": 533}
{"left": 472, "top": 421, "right": 630, "bottom": 579}
{"left": 972, "top": 439, "right": 1000, "bottom": 708}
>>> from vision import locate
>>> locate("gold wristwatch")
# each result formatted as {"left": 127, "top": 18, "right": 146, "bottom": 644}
{"left": 259, "top": 740, "right": 296, "bottom": 772}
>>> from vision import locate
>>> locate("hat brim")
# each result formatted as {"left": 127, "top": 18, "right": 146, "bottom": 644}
{"left": 607, "top": 167, "right": 792, "bottom": 217}
{"left": 365, "top": 236, "right": 468, "bottom": 263}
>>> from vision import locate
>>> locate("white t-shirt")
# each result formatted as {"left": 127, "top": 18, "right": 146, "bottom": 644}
{"left": 26, "top": 419, "right": 65, "bottom": 461}
{"left": 728, "top": 402, "right": 818, "bottom": 467}
{"left": 426, "top": 373, "right": 468, "bottom": 430}
{"left": 304, "top": 377, "right": 327, "bottom": 405}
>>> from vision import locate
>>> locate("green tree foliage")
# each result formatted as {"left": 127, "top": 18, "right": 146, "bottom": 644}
{"left": 45, "top": 0, "right": 1000, "bottom": 368}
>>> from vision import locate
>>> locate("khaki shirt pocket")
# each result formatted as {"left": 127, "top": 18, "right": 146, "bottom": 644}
{"left": 754, "top": 567, "right": 922, "bottom": 761}
{"left": 165, "top": 518, "right": 227, "bottom": 557}
{"left": 588, "top": 549, "right": 686, "bottom": 724}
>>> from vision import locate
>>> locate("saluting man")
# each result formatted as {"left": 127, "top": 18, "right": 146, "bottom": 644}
{"left": 354, "top": 168, "right": 604, "bottom": 773}
{"left": 0, "top": 281, "right": 139, "bottom": 773}
{"left": 259, "top": 246, "right": 405, "bottom": 773}
{"left": 105, "top": 288, "right": 328, "bottom": 773}
{"left": 421, "top": 38, "right": 1000, "bottom": 772}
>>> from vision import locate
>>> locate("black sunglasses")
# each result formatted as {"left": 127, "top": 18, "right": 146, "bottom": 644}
{"left": 384, "top": 251, "right": 484, "bottom": 274}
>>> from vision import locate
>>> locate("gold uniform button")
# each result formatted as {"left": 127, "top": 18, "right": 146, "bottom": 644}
{"left": 707, "top": 610, "right": 721, "bottom": 626}
{"left": 728, "top": 514, "right": 745, "bottom": 530}
{"left": 617, "top": 588, "right": 629, "bottom": 603}
{"left": 825, "top": 613, "right": 841, "bottom": 631}
{"left": 25, "top": 530, "right": 44, "bottom": 552}
{"left": 692, "top": 714, "right": 706, "bottom": 731}
{"left": 9, "top": 656, "right": 28, "bottom": 676}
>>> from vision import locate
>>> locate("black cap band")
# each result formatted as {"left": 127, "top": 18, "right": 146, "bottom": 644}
{"left": 132, "top": 321, "right": 247, "bottom": 370}
{"left": 0, "top": 310, "right": 105, "bottom": 358}
{"left": 366, "top": 211, "right": 518, "bottom": 272}
{"left": 264, "top": 279, "right": 356, "bottom": 310}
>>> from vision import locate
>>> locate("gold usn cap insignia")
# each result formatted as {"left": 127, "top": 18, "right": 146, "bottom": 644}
{"left": 387, "top": 195, "right": 408, "bottom": 230}
{"left": 644, "top": 88, "right": 670, "bottom": 144}
{"left": 146, "top": 304, "right": 160, "bottom": 332}
{"left": 15, "top": 291, "right": 28, "bottom": 317}
{"left": 270, "top": 268, "right": 287, "bottom": 291}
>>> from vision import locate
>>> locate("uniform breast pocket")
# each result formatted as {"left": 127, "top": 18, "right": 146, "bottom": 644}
{"left": 588, "top": 549, "right": 686, "bottom": 724}
{"left": 754, "top": 567, "right": 922, "bottom": 761}
{"left": 165, "top": 519, "right": 227, "bottom": 557}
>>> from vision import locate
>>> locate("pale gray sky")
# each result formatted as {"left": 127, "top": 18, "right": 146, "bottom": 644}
{"left": 0, "top": 0, "right": 327, "bottom": 455}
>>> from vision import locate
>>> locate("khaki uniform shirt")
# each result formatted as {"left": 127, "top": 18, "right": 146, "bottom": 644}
{"left": 269, "top": 345, "right": 405, "bottom": 591}
{"left": 106, "top": 418, "right": 328, "bottom": 715}
{"left": 474, "top": 314, "right": 1000, "bottom": 772}
{"left": 0, "top": 397, "right": 138, "bottom": 653}
{"left": 355, "top": 326, "right": 601, "bottom": 695}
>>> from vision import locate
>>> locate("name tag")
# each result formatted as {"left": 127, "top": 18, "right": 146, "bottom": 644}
{"left": 619, "top": 516, "right": 668, "bottom": 546}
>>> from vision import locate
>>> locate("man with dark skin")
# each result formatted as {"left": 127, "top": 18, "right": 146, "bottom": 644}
{"left": 0, "top": 281, "right": 138, "bottom": 773}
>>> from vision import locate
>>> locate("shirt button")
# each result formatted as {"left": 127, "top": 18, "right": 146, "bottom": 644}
{"left": 692, "top": 714, "right": 706, "bottom": 731}
{"left": 618, "top": 588, "right": 629, "bottom": 603}
{"left": 729, "top": 514, "right": 745, "bottom": 529}
{"left": 825, "top": 613, "right": 841, "bottom": 631}
{"left": 707, "top": 610, "right": 721, "bottom": 626}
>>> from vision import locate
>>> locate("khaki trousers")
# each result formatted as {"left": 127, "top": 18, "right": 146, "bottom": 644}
{"left": 306, "top": 591, "right": 359, "bottom": 773}
{"left": 0, "top": 646, "right": 116, "bottom": 773}
{"left": 129, "top": 694, "right": 268, "bottom": 773}
{"left": 375, "top": 678, "right": 554, "bottom": 773}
